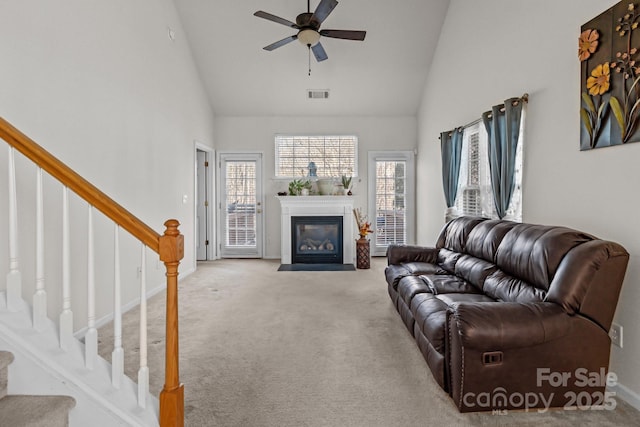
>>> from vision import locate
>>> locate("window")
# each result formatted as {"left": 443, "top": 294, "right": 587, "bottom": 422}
{"left": 456, "top": 128, "right": 483, "bottom": 217}
{"left": 455, "top": 121, "right": 523, "bottom": 221}
{"left": 275, "top": 135, "right": 357, "bottom": 178}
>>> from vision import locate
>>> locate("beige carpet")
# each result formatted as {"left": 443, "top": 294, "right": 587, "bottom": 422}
{"left": 99, "top": 258, "right": 640, "bottom": 426}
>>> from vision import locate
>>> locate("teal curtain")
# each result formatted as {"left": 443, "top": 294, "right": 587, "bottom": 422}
{"left": 482, "top": 97, "right": 524, "bottom": 219}
{"left": 440, "top": 128, "right": 463, "bottom": 208}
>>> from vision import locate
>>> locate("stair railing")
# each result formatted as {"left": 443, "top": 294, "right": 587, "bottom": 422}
{"left": 0, "top": 117, "right": 184, "bottom": 427}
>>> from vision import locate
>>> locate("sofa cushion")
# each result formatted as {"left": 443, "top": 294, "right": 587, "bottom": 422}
{"left": 404, "top": 262, "right": 446, "bottom": 275}
{"left": 411, "top": 293, "right": 449, "bottom": 353}
{"left": 384, "top": 262, "right": 445, "bottom": 290}
{"left": 483, "top": 270, "right": 546, "bottom": 303}
{"left": 465, "top": 219, "right": 517, "bottom": 261}
{"left": 397, "top": 275, "right": 432, "bottom": 305}
{"left": 454, "top": 255, "right": 497, "bottom": 292}
{"left": 495, "top": 224, "right": 595, "bottom": 291}
{"left": 435, "top": 293, "right": 495, "bottom": 307}
{"left": 384, "top": 264, "right": 410, "bottom": 289}
{"left": 436, "top": 216, "right": 486, "bottom": 252}
{"left": 420, "top": 274, "right": 480, "bottom": 295}
{"left": 437, "top": 249, "right": 462, "bottom": 274}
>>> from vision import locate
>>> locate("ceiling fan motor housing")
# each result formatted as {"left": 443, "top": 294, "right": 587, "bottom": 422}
{"left": 296, "top": 12, "right": 318, "bottom": 29}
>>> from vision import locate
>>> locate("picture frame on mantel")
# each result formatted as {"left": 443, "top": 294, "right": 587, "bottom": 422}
{"left": 580, "top": 1, "right": 640, "bottom": 150}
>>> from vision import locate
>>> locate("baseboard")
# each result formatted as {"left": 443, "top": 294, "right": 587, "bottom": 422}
{"left": 613, "top": 382, "right": 640, "bottom": 411}
{"left": 74, "top": 267, "right": 196, "bottom": 340}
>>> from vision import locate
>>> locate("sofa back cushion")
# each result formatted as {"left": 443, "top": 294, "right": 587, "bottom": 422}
{"left": 454, "top": 255, "right": 497, "bottom": 291}
{"left": 465, "top": 220, "right": 518, "bottom": 261}
{"left": 483, "top": 270, "right": 547, "bottom": 302}
{"left": 495, "top": 224, "right": 595, "bottom": 292}
{"left": 436, "top": 216, "right": 486, "bottom": 253}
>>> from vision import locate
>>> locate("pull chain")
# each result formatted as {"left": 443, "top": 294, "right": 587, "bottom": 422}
{"left": 308, "top": 44, "right": 312, "bottom": 76}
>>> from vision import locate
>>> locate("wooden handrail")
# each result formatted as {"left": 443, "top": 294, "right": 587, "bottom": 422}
{"left": 0, "top": 117, "right": 161, "bottom": 252}
{"left": 1, "top": 117, "right": 185, "bottom": 425}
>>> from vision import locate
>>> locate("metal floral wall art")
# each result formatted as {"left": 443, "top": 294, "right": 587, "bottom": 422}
{"left": 580, "top": 1, "right": 640, "bottom": 150}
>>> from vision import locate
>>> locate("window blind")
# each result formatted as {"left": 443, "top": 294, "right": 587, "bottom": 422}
{"left": 275, "top": 135, "right": 357, "bottom": 178}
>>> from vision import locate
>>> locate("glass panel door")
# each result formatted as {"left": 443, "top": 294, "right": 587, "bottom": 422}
{"left": 368, "top": 151, "right": 415, "bottom": 256}
{"left": 219, "top": 153, "right": 263, "bottom": 258}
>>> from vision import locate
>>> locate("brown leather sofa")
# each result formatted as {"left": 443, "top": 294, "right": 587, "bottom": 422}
{"left": 385, "top": 216, "right": 629, "bottom": 412}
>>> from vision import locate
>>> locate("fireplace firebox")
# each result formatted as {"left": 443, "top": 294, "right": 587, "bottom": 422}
{"left": 291, "top": 216, "right": 343, "bottom": 264}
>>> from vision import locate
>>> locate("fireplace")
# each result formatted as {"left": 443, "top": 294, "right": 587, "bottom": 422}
{"left": 277, "top": 196, "right": 355, "bottom": 265}
{"left": 291, "top": 216, "right": 343, "bottom": 264}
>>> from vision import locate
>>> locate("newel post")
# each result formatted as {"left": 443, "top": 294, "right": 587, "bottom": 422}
{"left": 159, "top": 219, "right": 185, "bottom": 427}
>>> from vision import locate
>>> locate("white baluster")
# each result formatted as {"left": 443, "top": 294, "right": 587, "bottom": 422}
{"left": 85, "top": 206, "right": 97, "bottom": 369}
{"left": 137, "top": 244, "right": 149, "bottom": 408}
{"left": 6, "top": 147, "right": 22, "bottom": 311}
{"left": 59, "top": 187, "right": 73, "bottom": 350}
{"left": 33, "top": 168, "right": 47, "bottom": 330}
{"left": 112, "top": 224, "right": 124, "bottom": 388}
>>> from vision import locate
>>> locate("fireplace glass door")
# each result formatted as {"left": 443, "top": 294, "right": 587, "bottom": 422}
{"left": 291, "top": 216, "right": 343, "bottom": 264}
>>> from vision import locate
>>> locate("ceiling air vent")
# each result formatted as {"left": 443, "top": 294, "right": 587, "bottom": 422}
{"left": 307, "top": 89, "right": 330, "bottom": 99}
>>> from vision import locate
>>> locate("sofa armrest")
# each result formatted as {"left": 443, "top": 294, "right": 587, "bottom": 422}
{"left": 447, "top": 301, "right": 612, "bottom": 413}
{"left": 386, "top": 244, "right": 439, "bottom": 265}
{"left": 447, "top": 302, "right": 572, "bottom": 351}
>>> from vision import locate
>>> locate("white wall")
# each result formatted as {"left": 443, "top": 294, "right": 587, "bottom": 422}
{"left": 214, "top": 116, "right": 417, "bottom": 259}
{"left": 0, "top": 0, "right": 215, "bottom": 329}
{"left": 417, "top": 0, "right": 640, "bottom": 407}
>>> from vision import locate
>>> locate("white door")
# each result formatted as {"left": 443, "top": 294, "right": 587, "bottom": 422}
{"left": 219, "top": 153, "right": 263, "bottom": 258}
{"left": 368, "top": 151, "right": 415, "bottom": 256}
{"left": 196, "top": 150, "right": 210, "bottom": 260}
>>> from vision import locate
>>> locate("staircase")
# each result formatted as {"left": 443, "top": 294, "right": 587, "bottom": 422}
{"left": 0, "top": 350, "right": 75, "bottom": 426}
{"left": 0, "top": 118, "right": 186, "bottom": 426}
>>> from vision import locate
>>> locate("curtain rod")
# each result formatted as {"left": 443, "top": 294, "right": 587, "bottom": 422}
{"left": 439, "top": 93, "right": 528, "bottom": 139}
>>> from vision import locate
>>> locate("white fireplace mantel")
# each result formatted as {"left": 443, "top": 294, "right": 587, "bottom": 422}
{"left": 277, "top": 196, "right": 355, "bottom": 265}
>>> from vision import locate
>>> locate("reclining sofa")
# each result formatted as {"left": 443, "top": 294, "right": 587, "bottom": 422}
{"left": 385, "top": 217, "right": 629, "bottom": 412}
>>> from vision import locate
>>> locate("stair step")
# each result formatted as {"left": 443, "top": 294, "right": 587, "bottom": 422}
{"left": 0, "top": 351, "right": 14, "bottom": 399}
{"left": 0, "top": 351, "right": 13, "bottom": 370}
{"left": 0, "top": 394, "right": 76, "bottom": 427}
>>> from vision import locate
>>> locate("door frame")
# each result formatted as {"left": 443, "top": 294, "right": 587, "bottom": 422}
{"left": 195, "top": 142, "right": 215, "bottom": 261}
{"left": 367, "top": 150, "right": 416, "bottom": 256}
{"left": 216, "top": 151, "right": 265, "bottom": 258}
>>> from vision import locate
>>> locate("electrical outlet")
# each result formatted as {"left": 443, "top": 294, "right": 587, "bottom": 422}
{"left": 610, "top": 323, "right": 623, "bottom": 348}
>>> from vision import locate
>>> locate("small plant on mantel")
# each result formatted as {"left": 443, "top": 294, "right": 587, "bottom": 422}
{"left": 341, "top": 174, "right": 352, "bottom": 190}
{"left": 289, "top": 179, "right": 312, "bottom": 195}
{"left": 288, "top": 179, "right": 302, "bottom": 195}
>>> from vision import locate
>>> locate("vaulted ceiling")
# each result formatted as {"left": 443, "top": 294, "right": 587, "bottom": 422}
{"left": 173, "top": 0, "right": 450, "bottom": 117}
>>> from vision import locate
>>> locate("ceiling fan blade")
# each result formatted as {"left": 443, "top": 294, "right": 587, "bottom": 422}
{"left": 254, "top": 11, "right": 299, "bottom": 29}
{"left": 263, "top": 35, "right": 298, "bottom": 51}
{"left": 320, "top": 29, "right": 366, "bottom": 41}
{"left": 311, "top": 42, "right": 328, "bottom": 62}
{"left": 311, "top": 0, "right": 338, "bottom": 25}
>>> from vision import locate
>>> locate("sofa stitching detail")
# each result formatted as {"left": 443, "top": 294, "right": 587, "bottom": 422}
{"left": 448, "top": 314, "right": 465, "bottom": 408}
{"left": 459, "top": 345, "right": 465, "bottom": 409}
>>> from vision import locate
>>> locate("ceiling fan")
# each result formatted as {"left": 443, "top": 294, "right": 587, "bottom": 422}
{"left": 254, "top": 0, "right": 366, "bottom": 63}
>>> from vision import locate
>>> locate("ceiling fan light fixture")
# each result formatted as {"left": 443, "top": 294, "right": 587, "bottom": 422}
{"left": 297, "top": 29, "right": 320, "bottom": 46}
